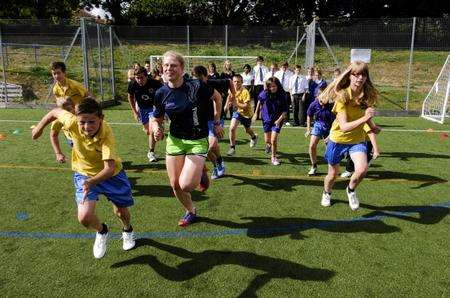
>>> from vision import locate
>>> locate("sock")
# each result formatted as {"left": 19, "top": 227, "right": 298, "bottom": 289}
{"left": 347, "top": 186, "right": 355, "bottom": 193}
{"left": 99, "top": 223, "right": 108, "bottom": 235}
{"left": 323, "top": 191, "right": 331, "bottom": 195}
{"left": 230, "top": 145, "right": 235, "bottom": 149}
{"left": 123, "top": 225, "right": 133, "bottom": 233}
{"left": 251, "top": 135, "right": 257, "bottom": 140}
{"left": 217, "top": 156, "right": 223, "bottom": 165}
{"left": 149, "top": 148, "right": 154, "bottom": 152}
{"left": 312, "top": 163, "right": 317, "bottom": 168}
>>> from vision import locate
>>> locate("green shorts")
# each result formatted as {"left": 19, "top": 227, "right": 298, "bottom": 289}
{"left": 166, "top": 134, "right": 209, "bottom": 157}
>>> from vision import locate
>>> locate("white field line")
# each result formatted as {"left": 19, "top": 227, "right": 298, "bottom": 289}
{"left": 0, "top": 119, "right": 449, "bottom": 133}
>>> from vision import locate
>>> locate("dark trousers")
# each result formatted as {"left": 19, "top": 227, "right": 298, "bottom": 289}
{"left": 221, "top": 93, "right": 233, "bottom": 119}
{"left": 292, "top": 93, "right": 305, "bottom": 126}
{"left": 345, "top": 141, "right": 373, "bottom": 172}
{"left": 285, "top": 91, "right": 291, "bottom": 122}
{"left": 253, "top": 85, "right": 264, "bottom": 119}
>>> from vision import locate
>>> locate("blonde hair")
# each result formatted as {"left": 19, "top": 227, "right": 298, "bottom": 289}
{"left": 318, "top": 61, "right": 378, "bottom": 107}
{"left": 162, "top": 50, "right": 185, "bottom": 69}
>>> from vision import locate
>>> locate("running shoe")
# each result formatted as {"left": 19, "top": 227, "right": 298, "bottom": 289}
{"left": 308, "top": 166, "right": 317, "bottom": 176}
{"left": 265, "top": 144, "right": 271, "bottom": 154}
{"left": 93, "top": 231, "right": 108, "bottom": 259}
{"left": 250, "top": 134, "right": 258, "bottom": 148}
{"left": 321, "top": 192, "right": 331, "bottom": 207}
{"left": 121, "top": 230, "right": 136, "bottom": 251}
{"left": 346, "top": 187, "right": 360, "bottom": 211}
{"left": 147, "top": 151, "right": 157, "bottom": 162}
{"left": 340, "top": 171, "right": 353, "bottom": 178}
{"left": 178, "top": 210, "right": 197, "bottom": 227}
{"left": 271, "top": 157, "right": 280, "bottom": 166}
{"left": 216, "top": 160, "right": 225, "bottom": 177}
{"left": 227, "top": 147, "right": 236, "bottom": 156}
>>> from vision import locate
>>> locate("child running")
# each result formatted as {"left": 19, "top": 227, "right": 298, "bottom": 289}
{"left": 127, "top": 66, "right": 163, "bottom": 162}
{"left": 305, "top": 85, "right": 335, "bottom": 175}
{"left": 252, "top": 77, "right": 288, "bottom": 166}
{"left": 227, "top": 74, "right": 258, "bottom": 156}
{"left": 32, "top": 98, "right": 135, "bottom": 259}
{"left": 319, "top": 61, "right": 380, "bottom": 210}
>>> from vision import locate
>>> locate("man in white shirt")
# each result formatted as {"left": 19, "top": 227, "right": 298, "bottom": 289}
{"left": 253, "top": 56, "right": 268, "bottom": 119}
{"left": 263, "top": 63, "right": 278, "bottom": 82}
{"left": 275, "top": 61, "right": 293, "bottom": 125}
{"left": 289, "top": 64, "right": 309, "bottom": 126}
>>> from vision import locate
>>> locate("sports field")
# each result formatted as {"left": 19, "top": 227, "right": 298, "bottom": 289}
{"left": 0, "top": 108, "right": 449, "bottom": 296}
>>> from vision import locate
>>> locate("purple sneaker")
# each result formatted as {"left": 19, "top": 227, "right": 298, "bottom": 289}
{"left": 178, "top": 210, "right": 197, "bottom": 227}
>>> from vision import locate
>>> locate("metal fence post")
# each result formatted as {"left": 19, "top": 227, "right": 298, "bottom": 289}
{"left": 405, "top": 17, "right": 416, "bottom": 111}
{"left": 225, "top": 25, "right": 228, "bottom": 58}
{"left": 80, "top": 18, "right": 90, "bottom": 90}
{"left": 295, "top": 26, "right": 299, "bottom": 64}
{"left": 96, "top": 23, "right": 104, "bottom": 101}
{"left": 109, "top": 26, "right": 116, "bottom": 101}
{"left": 187, "top": 25, "right": 190, "bottom": 72}
{"left": 0, "top": 25, "right": 8, "bottom": 105}
{"left": 33, "top": 44, "right": 38, "bottom": 66}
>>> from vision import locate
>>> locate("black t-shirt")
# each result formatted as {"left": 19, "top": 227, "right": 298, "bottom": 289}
{"left": 127, "top": 77, "right": 163, "bottom": 109}
{"left": 207, "top": 78, "right": 230, "bottom": 120}
{"left": 154, "top": 79, "right": 214, "bottom": 140}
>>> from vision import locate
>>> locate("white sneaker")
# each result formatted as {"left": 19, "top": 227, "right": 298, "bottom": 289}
{"left": 308, "top": 166, "right": 317, "bottom": 176}
{"left": 285, "top": 122, "right": 291, "bottom": 126}
{"left": 346, "top": 187, "right": 360, "bottom": 211}
{"left": 321, "top": 192, "right": 331, "bottom": 207}
{"left": 271, "top": 157, "right": 280, "bottom": 166}
{"left": 93, "top": 232, "right": 108, "bottom": 259}
{"left": 122, "top": 230, "right": 136, "bottom": 251}
{"left": 250, "top": 135, "right": 258, "bottom": 148}
{"left": 227, "top": 147, "right": 236, "bottom": 156}
{"left": 340, "top": 171, "right": 353, "bottom": 178}
{"left": 147, "top": 151, "right": 157, "bottom": 162}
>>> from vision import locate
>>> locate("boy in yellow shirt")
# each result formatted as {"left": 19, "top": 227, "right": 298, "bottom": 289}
{"left": 32, "top": 98, "right": 135, "bottom": 259}
{"left": 227, "top": 74, "right": 258, "bottom": 156}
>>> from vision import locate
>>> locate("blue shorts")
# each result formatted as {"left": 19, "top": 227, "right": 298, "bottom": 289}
{"left": 311, "top": 121, "right": 330, "bottom": 138}
{"left": 325, "top": 140, "right": 367, "bottom": 165}
{"left": 263, "top": 121, "right": 282, "bottom": 134}
{"left": 232, "top": 111, "right": 252, "bottom": 128}
{"left": 208, "top": 119, "right": 225, "bottom": 138}
{"left": 73, "top": 170, "right": 134, "bottom": 207}
{"left": 138, "top": 107, "right": 154, "bottom": 125}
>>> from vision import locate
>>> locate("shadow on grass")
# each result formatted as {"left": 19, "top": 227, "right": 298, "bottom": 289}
{"left": 366, "top": 170, "right": 447, "bottom": 188}
{"left": 122, "top": 161, "right": 167, "bottom": 172}
{"left": 198, "top": 215, "right": 400, "bottom": 240}
{"left": 357, "top": 201, "right": 449, "bottom": 224}
{"left": 222, "top": 156, "right": 268, "bottom": 165}
{"left": 128, "top": 176, "right": 209, "bottom": 201}
{"left": 226, "top": 174, "right": 348, "bottom": 191}
{"left": 382, "top": 152, "right": 450, "bottom": 161}
{"left": 112, "top": 239, "right": 335, "bottom": 297}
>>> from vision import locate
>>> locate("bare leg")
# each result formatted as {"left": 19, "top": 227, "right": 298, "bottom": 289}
{"left": 166, "top": 155, "right": 195, "bottom": 213}
{"left": 77, "top": 200, "right": 102, "bottom": 232}
{"left": 324, "top": 164, "right": 339, "bottom": 193}
{"left": 348, "top": 152, "right": 369, "bottom": 190}
{"left": 112, "top": 205, "right": 131, "bottom": 230}
{"left": 309, "top": 135, "right": 320, "bottom": 165}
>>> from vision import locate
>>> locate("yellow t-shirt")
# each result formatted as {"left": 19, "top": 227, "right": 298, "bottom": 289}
{"left": 235, "top": 88, "right": 253, "bottom": 118}
{"left": 58, "top": 111, "right": 122, "bottom": 177}
{"left": 329, "top": 88, "right": 367, "bottom": 144}
{"left": 50, "top": 120, "right": 71, "bottom": 139}
{"left": 53, "top": 78, "right": 87, "bottom": 106}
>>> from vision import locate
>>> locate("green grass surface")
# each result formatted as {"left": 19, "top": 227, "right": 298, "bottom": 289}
{"left": 0, "top": 109, "right": 449, "bottom": 296}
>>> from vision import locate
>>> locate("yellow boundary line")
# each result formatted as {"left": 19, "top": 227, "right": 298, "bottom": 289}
{"left": 0, "top": 163, "right": 448, "bottom": 185}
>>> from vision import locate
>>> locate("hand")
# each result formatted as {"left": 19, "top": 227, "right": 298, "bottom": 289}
{"left": 251, "top": 115, "right": 257, "bottom": 124}
{"left": 274, "top": 119, "right": 283, "bottom": 127}
{"left": 372, "top": 150, "right": 380, "bottom": 160}
{"left": 304, "top": 129, "right": 311, "bottom": 138}
{"left": 31, "top": 126, "right": 43, "bottom": 140}
{"left": 153, "top": 122, "right": 164, "bottom": 141}
{"left": 214, "top": 124, "right": 224, "bottom": 139}
{"left": 323, "top": 136, "right": 329, "bottom": 144}
{"left": 81, "top": 179, "right": 92, "bottom": 204}
{"left": 55, "top": 153, "right": 66, "bottom": 163}
{"left": 365, "top": 107, "right": 375, "bottom": 119}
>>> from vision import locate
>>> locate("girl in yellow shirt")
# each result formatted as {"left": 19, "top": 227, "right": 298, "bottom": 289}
{"left": 318, "top": 61, "right": 380, "bottom": 210}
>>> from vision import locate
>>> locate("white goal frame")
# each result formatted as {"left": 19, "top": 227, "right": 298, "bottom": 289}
{"left": 421, "top": 55, "right": 450, "bottom": 124}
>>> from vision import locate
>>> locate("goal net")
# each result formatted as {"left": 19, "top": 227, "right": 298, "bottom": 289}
{"left": 421, "top": 55, "right": 450, "bottom": 124}
{"left": 149, "top": 55, "right": 258, "bottom": 76}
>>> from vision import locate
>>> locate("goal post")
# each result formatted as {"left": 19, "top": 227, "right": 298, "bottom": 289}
{"left": 421, "top": 55, "right": 450, "bottom": 124}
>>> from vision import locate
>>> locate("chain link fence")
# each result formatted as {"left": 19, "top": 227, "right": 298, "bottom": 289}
{"left": 1, "top": 18, "right": 449, "bottom": 111}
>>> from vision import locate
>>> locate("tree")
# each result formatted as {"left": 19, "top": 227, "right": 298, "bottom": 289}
{"left": 0, "top": 0, "right": 80, "bottom": 20}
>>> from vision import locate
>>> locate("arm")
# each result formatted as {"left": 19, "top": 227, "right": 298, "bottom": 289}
{"left": 82, "top": 160, "right": 115, "bottom": 201}
{"left": 49, "top": 129, "right": 66, "bottom": 163}
{"left": 127, "top": 93, "right": 140, "bottom": 122}
{"left": 367, "top": 118, "right": 381, "bottom": 134}
{"left": 336, "top": 107, "right": 374, "bottom": 133}
{"left": 212, "top": 89, "right": 224, "bottom": 139}
{"left": 151, "top": 116, "right": 165, "bottom": 141}
{"left": 252, "top": 100, "right": 260, "bottom": 123}
{"left": 32, "top": 108, "right": 65, "bottom": 140}
{"left": 274, "top": 112, "right": 287, "bottom": 127}
{"left": 367, "top": 131, "right": 380, "bottom": 159}
{"left": 305, "top": 116, "right": 312, "bottom": 137}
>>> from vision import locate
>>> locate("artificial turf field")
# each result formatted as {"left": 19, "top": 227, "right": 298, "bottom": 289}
{"left": 0, "top": 108, "right": 449, "bottom": 297}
